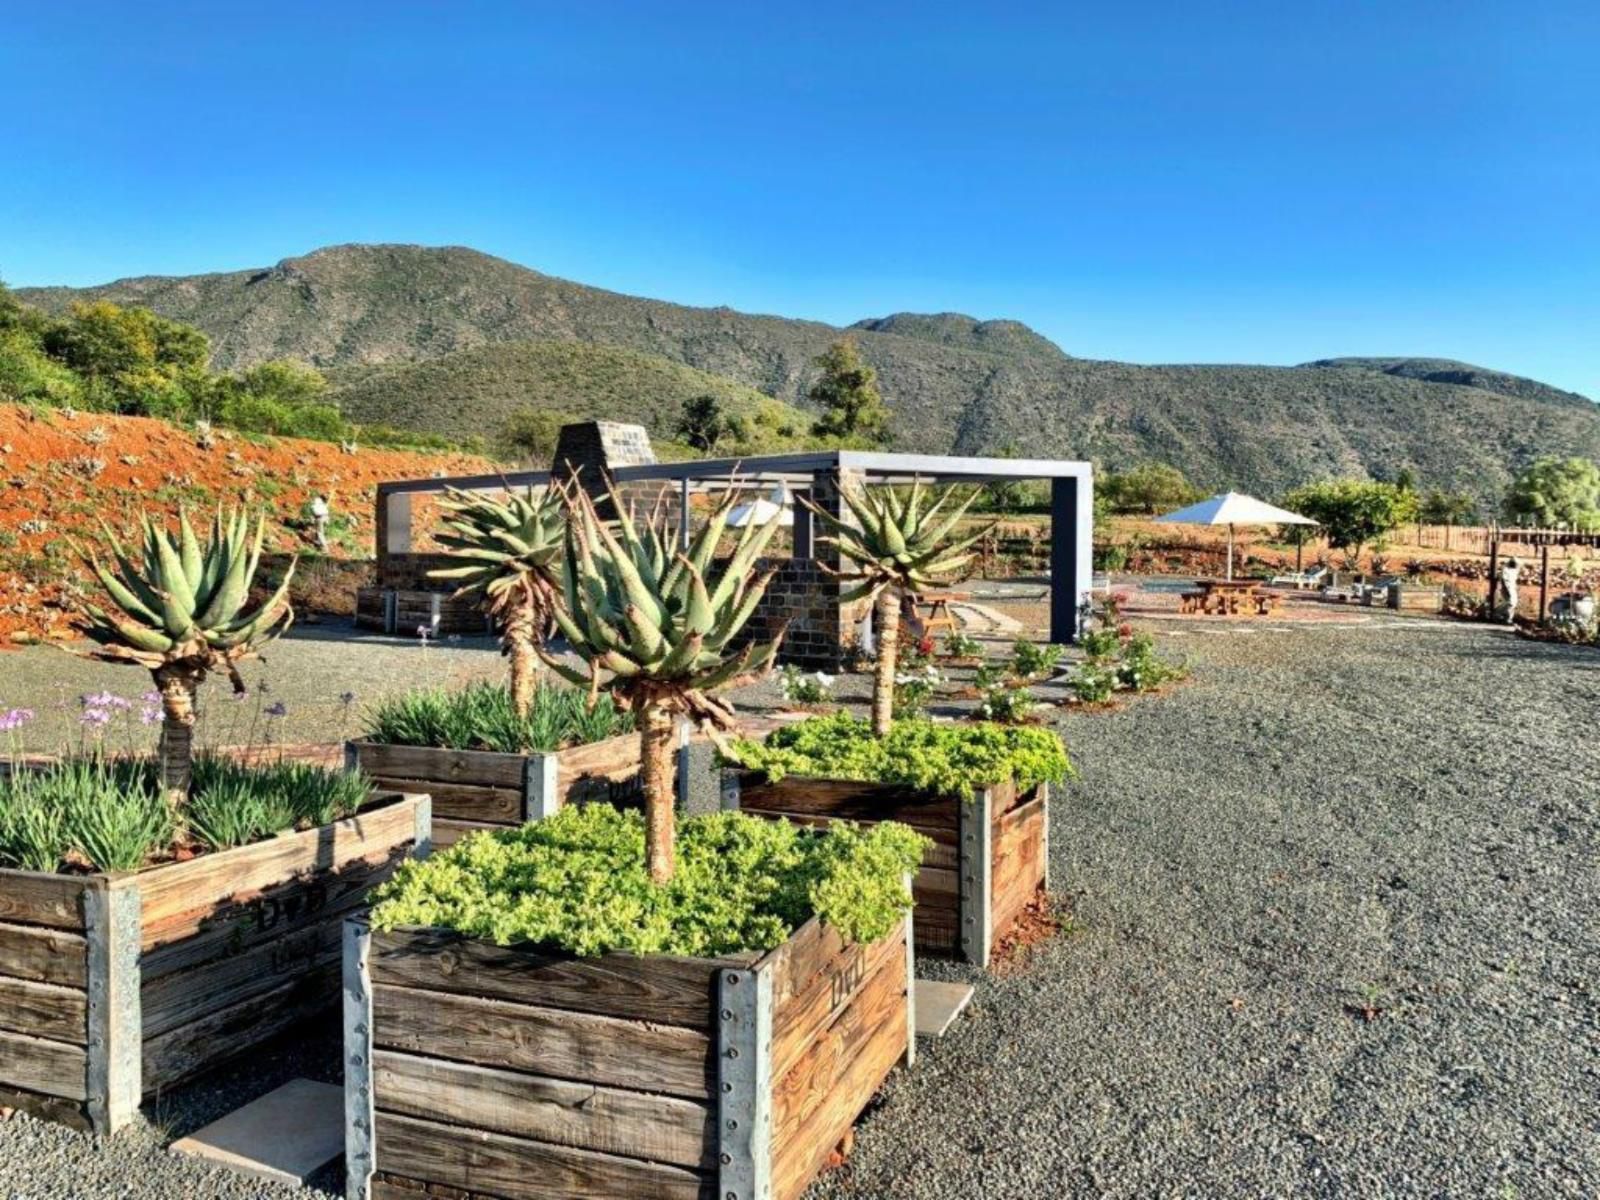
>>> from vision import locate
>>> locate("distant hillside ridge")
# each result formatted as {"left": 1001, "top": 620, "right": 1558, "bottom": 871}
{"left": 19, "top": 243, "right": 1600, "bottom": 504}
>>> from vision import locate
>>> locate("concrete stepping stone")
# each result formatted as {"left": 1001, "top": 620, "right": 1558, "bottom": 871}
{"left": 914, "top": 979, "right": 975, "bottom": 1038}
{"left": 169, "top": 1077, "right": 342, "bottom": 1187}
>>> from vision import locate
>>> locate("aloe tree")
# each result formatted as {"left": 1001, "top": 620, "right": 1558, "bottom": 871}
{"left": 74, "top": 509, "right": 294, "bottom": 812}
{"left": 541, "top": 480, "right": 785, "bottom": 883}
{"left": 802, "top": 480, "right": 991, "bottom": 736}
{"left": 429, "top": 485, "right": 565, "bottom": 716}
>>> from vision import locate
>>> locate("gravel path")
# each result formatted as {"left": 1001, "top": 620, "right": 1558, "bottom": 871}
{"left": 0, "top": 615, "right": 1595, "bottom": 1197}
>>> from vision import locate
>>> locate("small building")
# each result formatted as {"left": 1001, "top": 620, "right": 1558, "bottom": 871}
{"left": 363, "top": 421, "right": 1094, "bottom": 667}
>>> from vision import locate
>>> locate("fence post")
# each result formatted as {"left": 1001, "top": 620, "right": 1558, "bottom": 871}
{"left": 1539, "top": 544, "right": 1550, "bottom": 624}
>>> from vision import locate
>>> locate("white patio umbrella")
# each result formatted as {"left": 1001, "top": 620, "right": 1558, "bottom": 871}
{"left": 1154, "top": 491, "right": 1316, "bottom": 580}
{"left": 727, "top": 483, "right": 793, "bottom": 528}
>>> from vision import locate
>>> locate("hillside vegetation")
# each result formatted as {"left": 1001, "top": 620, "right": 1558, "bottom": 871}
{"left": 327, "top": 340, "right": 811, "bottom": 451}
{"left": 21, "top": 243, "right": 1600, "bottom": 504}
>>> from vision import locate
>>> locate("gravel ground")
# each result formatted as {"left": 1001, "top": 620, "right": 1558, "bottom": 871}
{"left": 1, "top": 612, "right": 1596, "bottom": 1197}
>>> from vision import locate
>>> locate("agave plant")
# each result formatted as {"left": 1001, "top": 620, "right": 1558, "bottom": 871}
{"left": 428, "top": 484, "right": 565, "bottom": 716}
{"left": 73, "top": 509, "right": 294, "bottom": 812}
{"left": 801, "top": 480, "right": 992, "bottom": 735}
{"left": 541, "top": 479, "right": 785, "bottom": 882}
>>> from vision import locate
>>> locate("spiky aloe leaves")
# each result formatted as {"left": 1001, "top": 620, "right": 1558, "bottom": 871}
{"left": 800, "top": 477, "right": 995, "bottom": 603}
{"left": 74, "top": 507, "right": 294, "bottom": 670}
{"left": 540, "top": 479, "right": 786, "bottom": 730}
{"left": 428, "top": 484, "right": 566, "bottom": 611}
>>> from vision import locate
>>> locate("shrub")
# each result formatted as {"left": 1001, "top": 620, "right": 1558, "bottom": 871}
{"left": 728, "top": 712, "right": 1072, "bottom": 799}
{"left": 1066, "top": 663, "right": 1116, "bottom": 705}
{"left": 1010, "top": 639, "right": 1064, "bottom": 681}
{"left": 779, "top": 664, "right": 835, "bottom": 707}
{"left": 1117, "top": 632, "right": 1187, "bottom": 692}
{"left": 1079, "top": 628, "right": 1123, "bottom": 664}
{"left": 891, "top": 663, "right": 943, "bottom": 719}
{"left": 942, "top": 631, "right": 985, "bottom": 660}
{"left": 360, "top": 682, "right": 632, "bottom": 754}
{"left": 370, "top": 805, "right": 929, "bottom": 957}
{"left": 0, "top": 753, "right": 367, "bottom": 872}
{"left": 972, "top": 685, "right": 1035, "bottom": 724}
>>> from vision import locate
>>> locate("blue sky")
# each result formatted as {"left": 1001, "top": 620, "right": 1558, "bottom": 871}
{"left": 3, "top": 2, "right": 1597, "bottom": 397}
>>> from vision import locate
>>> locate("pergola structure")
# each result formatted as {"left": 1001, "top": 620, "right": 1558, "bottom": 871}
{"left": 373, "top": 445, "right": 1094, "bottom": 666}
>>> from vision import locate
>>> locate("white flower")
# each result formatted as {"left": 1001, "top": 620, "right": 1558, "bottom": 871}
{"left": 813, "top": 672, "right": 835, "bottom": 689}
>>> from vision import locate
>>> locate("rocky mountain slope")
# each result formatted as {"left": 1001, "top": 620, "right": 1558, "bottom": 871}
{"left": 22, "top": 244, "right": 1600, "bottom": 501}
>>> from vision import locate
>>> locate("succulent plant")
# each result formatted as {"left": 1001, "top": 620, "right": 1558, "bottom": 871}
{"left": 542, "top": 479, "right": 785, "bottom": 882}
{"left": 74, "top": 508, "right": 294, "bottom": 810}
{"left": 429, "top": 484, "right": 566, "bottom": 715}
{"left": 801, "top": 479, "right": 991, "bottom": 735}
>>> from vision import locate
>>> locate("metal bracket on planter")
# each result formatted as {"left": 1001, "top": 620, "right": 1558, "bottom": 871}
{"left": 343, "top": 919, "right": 374, "bottom": 1200}
{"left": 720, "top": 768, "right": 743, "bottom": 811}
{"left": 523, "top": 755, "right": 561, "bottom": 822}
{"left": 959, "top": 788, "right": 994, "bottom": 968}
{"left": 84, "top": 878, "right": 141, "bottom": 1135}
{"left": 902, "top": 900, "right": 916, "bottom": 1069}
{"left": 381, "top": 590, "right": 398, "bottom": 635}
{"left": 717, "top": 966, "right": 773, "bottom": 1200}
{"left": 1040, "top": 782, "right": 1051, "bottom": 892}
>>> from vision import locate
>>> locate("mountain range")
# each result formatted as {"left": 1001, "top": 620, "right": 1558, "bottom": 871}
{"left": 19, "top": 243, "right": 1600, "bottom": 501}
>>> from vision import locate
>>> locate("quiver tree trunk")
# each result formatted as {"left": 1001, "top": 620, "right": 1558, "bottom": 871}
{"left": 872, "top": 587, "right": 901, "bottom": 738}
{"left": 153, "top": 664, "right": 202, "bottom": 815}
{"left": 639, "top": 705, "right": 677, "bottom": 884}
{"left": 503, "top": 599, "right": 540, "bottom": 717}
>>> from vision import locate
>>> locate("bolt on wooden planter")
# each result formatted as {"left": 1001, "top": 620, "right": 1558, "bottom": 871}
{"left": 345, "top": 909, "right": 913, "bottom": 1200}
{"left": 723, "top": 771, "right": 1049, "bottom": 969}
{"left": 348, "top": 730, "right": 698, "bottom": 850}
{"left": 0, "top": 792, "right": 430, "bottom": 1135}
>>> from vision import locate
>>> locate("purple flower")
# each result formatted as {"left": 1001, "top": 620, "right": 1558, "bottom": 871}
{"left": 140, "top": 705, "right": 161, "bottom": 726}
{"left": 80, "top": 708, "right": 111, "bottom": 728}
{"left": 80, "top": 691, "right": 130, "bottom": 711}
{"left": 416, "top": 624, "right": 432, "bottom": 640}
{"left": 141, "top": 691, "right": 161, "bottom": 705}
{"left": 264, "top": 701, "right": 288, "bottom": 719}
{"left": 0, "top": 707, "right": 35, "bottom": 732}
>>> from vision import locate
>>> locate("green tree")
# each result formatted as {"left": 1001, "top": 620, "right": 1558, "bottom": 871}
{"left": 1102, "top": 462, "right": 1201, "bottom": 514}
{"left": 809, "top": 336, "right": 890, "bottom": 444}
{"left": 498, "top": 408, "right": 574, "bottom": 465}
{"left": 677, "top": 393, "right": 727, "bottom": 452}
{"left": 43, "top": 301, "right": 210, "bottom": 417}
{"left": 210, "top": 359, "right": 344, "bottom": 438}
{"left": 1503, "top": 457, "right": 1600, "bottom": 530}
{"left": 1418, "top": 488, "right": 1478, "bottom": 526}
{"left": 1282, "top": 479, "right": 1419, "bottom": 557}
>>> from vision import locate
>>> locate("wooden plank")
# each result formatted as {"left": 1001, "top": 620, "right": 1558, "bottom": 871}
{"left": 0, "top": 920, "right": 87, "bottom": 987}
{"left": 430, "top": 818, "right": 504, "bottom": 850}
{"left": 0, "top": 1082, "right": 91, "bottom": 1131}
{"left": 374, "top": 1111, "right": 712, "bottom": 1200}
{"left": 0, "top": 975, "right": 87, "bottom": 1043}
{"left": 0, "top": 871, "right": 88, "bottom": 931}
{"left": 771, "top": 951, "right": 907, "bottom": 1200}
{"left": 371, "top": 984, "right": 714, "bottom": 1100}
{"left": 0, "top": 1028, "right": 88, "bottom": 1101}
{"left": 372, "top": 1050, "right": 715, "bottom": 1170}
{"left": 555, "top": 735, "right": 643, "bottom": 808}
{"left": 735, "top": 774, "right": 960, "bottom": 841}
{"left": 140, "top": 847, "right": 407, "bottom": 980}
{"left": 353, "top": 743, "right": 526, "bottom": 789}
{"left": 369, "top": 929, "right": 724, "bottom": 1029}
{"left": 136, "top": 795, "right": 421, "bottom": 946}
{"left": 771, "top": 925, "right": 903, "bottom": 1084}
{"left": 361, "top": 777, "right": 520, "bottom": 825}
{"left": 142, "top": 919, "right": 342, "bottom": 1037}
{"left": 141, "top": 963, "right": 340, "bottom": 1093}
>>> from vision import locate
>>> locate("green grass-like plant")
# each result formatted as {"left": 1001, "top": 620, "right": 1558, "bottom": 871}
{"left": 359, "top": 682, "right": 633, "bottom": 754}
{"left": 0, "top": 754, "right": 371, "bottom": 871}
{"left": 727, "top": 712, "right": 1072, "bottom": 800}
{"left": 370, "top": 804, "right": 929, "bottom": 957}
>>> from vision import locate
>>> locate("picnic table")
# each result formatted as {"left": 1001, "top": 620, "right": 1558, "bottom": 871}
{"left": 1179, "top": 578, "right": 1281, "bottom": 617}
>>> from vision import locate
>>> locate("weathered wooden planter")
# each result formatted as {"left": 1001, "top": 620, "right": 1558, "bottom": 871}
{"left": 0, "top": 792, "right": 430, "bottom": 1134}
{"left": 724, "top": 771, "right": 1049, "bottom": 968}
{"left": 345, "top": 911, "right": 913, "bottom": 1200}
{"left": 350, "top": 732, "right": 695, "bottom": 849}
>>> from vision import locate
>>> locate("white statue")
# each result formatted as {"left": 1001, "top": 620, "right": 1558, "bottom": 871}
{"left": 1499, "top": 555, "right": 1520, "bottom": 625}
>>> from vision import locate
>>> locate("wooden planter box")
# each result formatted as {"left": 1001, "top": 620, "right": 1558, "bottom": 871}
{"left": 724, "top": 771, "right": 1049, "bottom": 969}
{"left": 345, "top": 911, "right": 913, "bottom": 1200}
{"left": 0, "top": 792, "right": 430, "bottom": 1134}
{"left": 350, "top": 732, "right": 696, "bottom": 850}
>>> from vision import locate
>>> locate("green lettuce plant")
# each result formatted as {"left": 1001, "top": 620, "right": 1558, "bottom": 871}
{"left": 370, "top": 804, "right": 928, "bottom": 957}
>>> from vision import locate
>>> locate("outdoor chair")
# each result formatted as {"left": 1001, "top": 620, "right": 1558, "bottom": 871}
{"left": 1269, "top": 566, "right": 1327, "bottom": 590}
